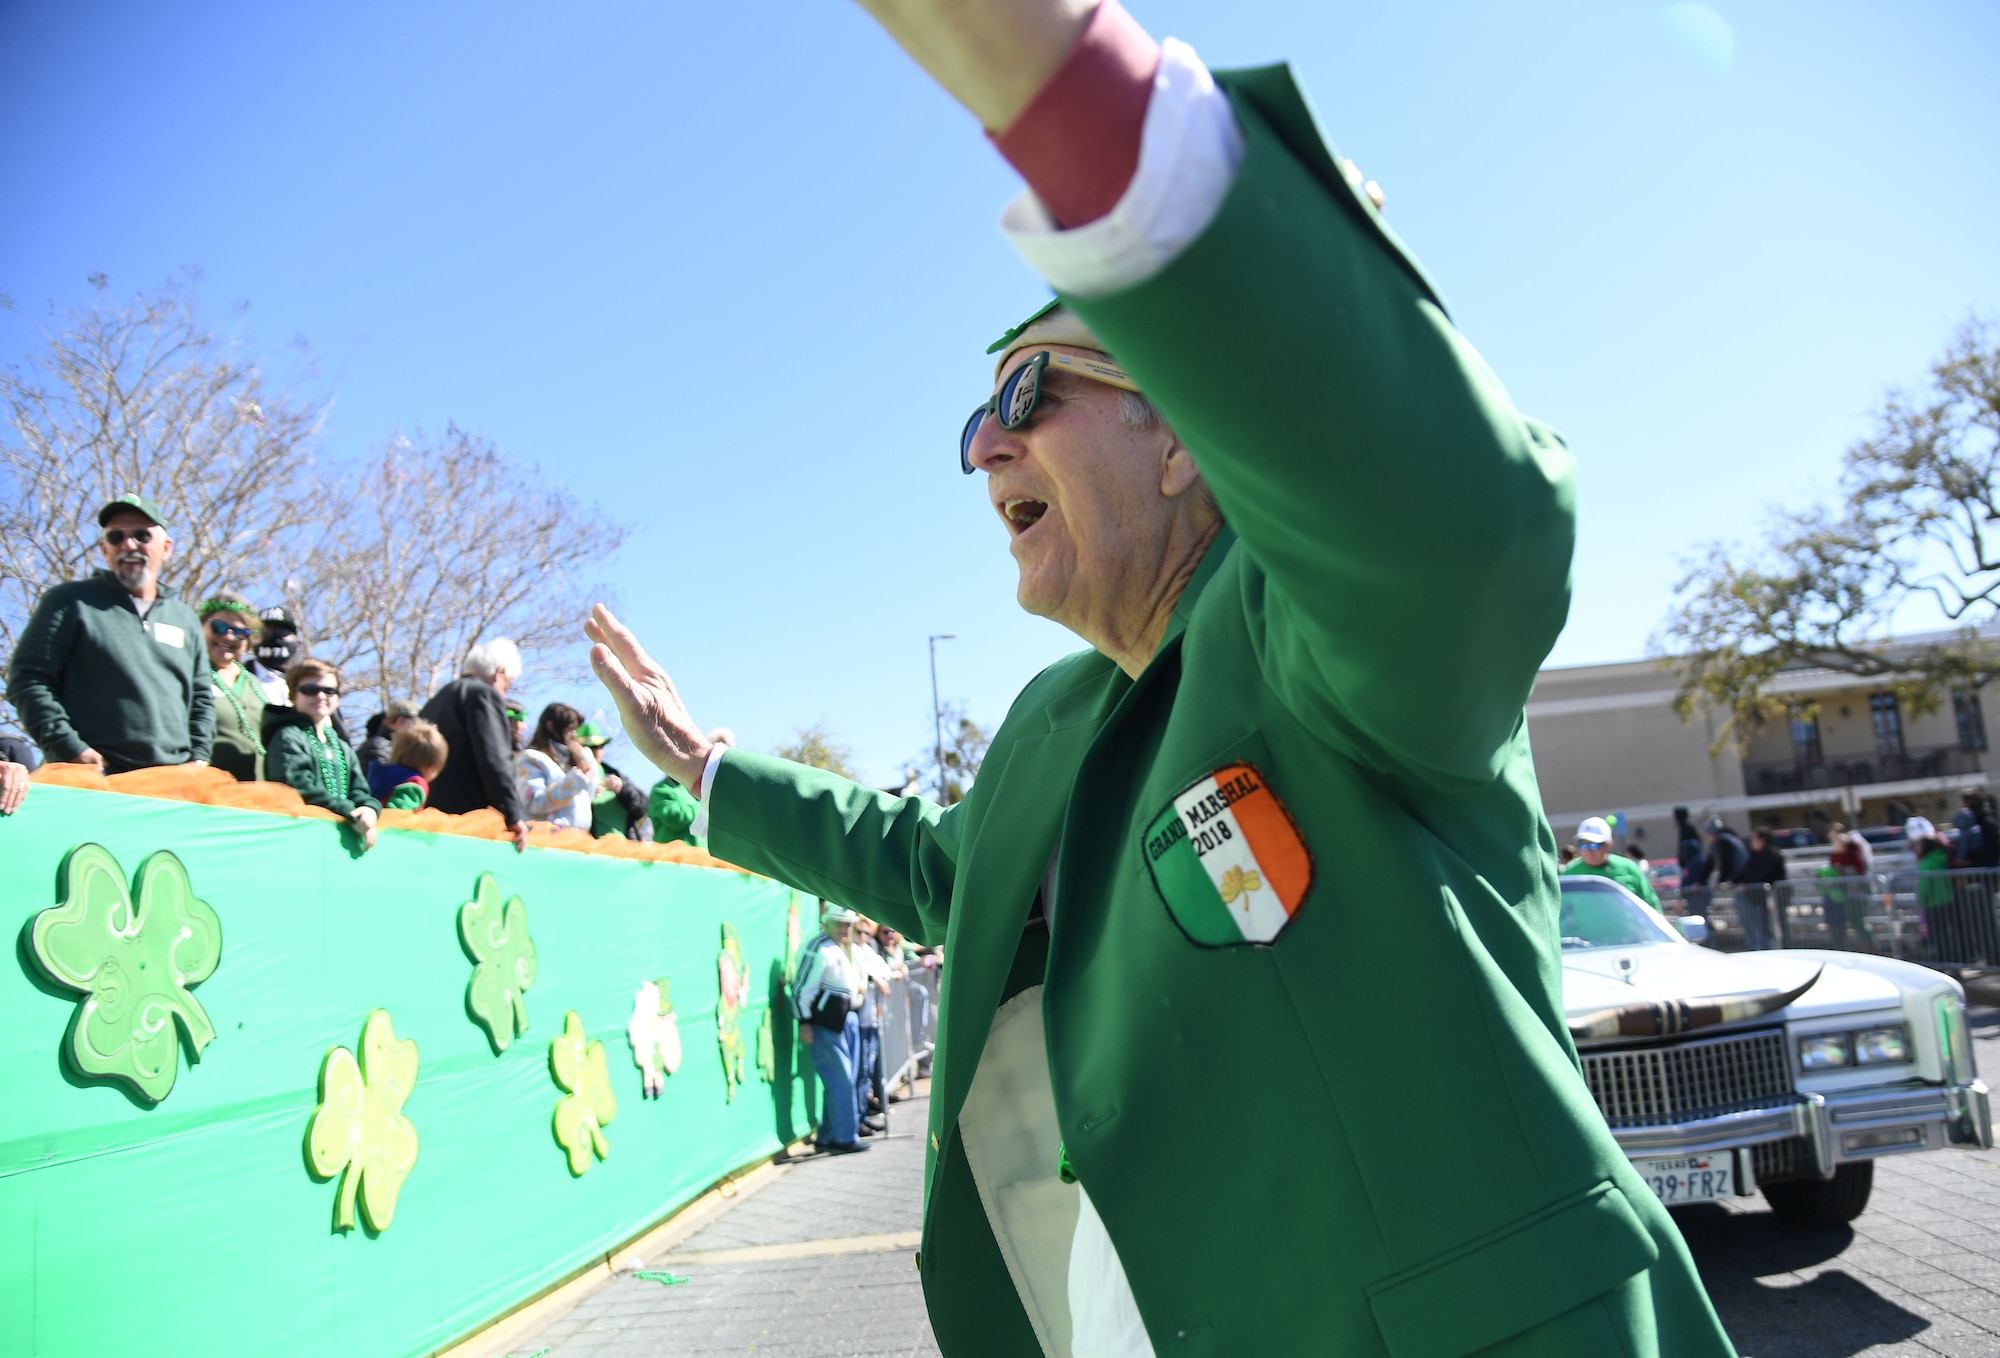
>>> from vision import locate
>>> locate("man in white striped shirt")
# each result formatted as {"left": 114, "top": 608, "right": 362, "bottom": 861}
{"left": 792, "top": 906, "right": 869, "bottom": 1154}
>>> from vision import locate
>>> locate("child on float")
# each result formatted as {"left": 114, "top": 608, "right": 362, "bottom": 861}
{"left": 365, "top": 719, "right": 449, "bottom": 810}
{"left": 262, "top": 658, "right": 382, "bottom": 850}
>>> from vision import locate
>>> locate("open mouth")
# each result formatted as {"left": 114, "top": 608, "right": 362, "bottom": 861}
{"left": 1001, "top": 498, "right": 1049, "bottom": 538}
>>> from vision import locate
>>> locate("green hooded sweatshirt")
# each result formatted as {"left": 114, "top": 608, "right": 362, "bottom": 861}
{"left": 5, "top": 570, "right": 214, "bottom": 772}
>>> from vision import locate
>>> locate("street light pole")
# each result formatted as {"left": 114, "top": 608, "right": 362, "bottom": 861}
{"left": 929, "top": 633, "right": 956, "bottom": 803}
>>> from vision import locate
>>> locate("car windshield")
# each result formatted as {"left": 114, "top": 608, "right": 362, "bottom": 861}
{"left": 1558, "top": 877, "right": 1686, "bottom": 950}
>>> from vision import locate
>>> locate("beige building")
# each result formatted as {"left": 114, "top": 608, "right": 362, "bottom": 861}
{"left": 1528, "top": 644, "right": 1994, "bottom": 853}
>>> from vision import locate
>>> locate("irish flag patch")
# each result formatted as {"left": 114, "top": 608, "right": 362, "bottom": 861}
{"left": 1142, "top": 762, "right": 1314, "bottom": 947}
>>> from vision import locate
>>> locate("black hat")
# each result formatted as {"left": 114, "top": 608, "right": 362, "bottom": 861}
{"left": 259, "top": 606, "right": 297, "bottom": 636}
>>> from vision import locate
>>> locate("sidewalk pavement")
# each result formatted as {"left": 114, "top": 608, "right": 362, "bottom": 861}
{"left": 509, "top": 1090, "right": 939, "bottom": 1357}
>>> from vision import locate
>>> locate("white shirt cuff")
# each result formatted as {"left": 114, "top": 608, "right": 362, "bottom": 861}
{"left": 999, "top": 37, "right": 1246, "bottom": 300}
{"left": 690, "top": 742, "right": 729, "bottom": 841}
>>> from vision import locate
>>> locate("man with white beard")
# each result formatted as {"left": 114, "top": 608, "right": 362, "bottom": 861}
{"left": 7, "top": 494, "right": 214, "bottom": 774}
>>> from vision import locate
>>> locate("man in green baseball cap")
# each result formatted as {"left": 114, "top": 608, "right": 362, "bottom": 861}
{"left": 577, "top": 722, "right": 647, "bottom": 840}
{"left": 587, "top": 1, "right": 1734, "bottom": 1354}
{"left": 7, "top": 493, "right": 213, "bottom": 773}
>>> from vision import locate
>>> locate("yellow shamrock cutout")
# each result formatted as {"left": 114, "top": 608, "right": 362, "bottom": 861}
{"left": 551, "top": 1010, "right": 618, "bottom": 1175}
{"left": 1219, "top": 865, "right": 1263, "bottom": 905}
{"left": 307, "top": 1009, "right": 420, "bottom": 1232}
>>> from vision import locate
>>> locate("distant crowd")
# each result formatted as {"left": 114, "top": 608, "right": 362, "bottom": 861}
{"left": 0, "top": 493, "right": 709, "bottom": 850}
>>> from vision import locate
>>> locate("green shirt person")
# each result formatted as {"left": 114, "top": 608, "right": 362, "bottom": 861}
{"left": 586, "top": 3, "right": 1732, "bottom": 1354}
{"left": 5, "top": 494, "right": 214, "bottom": 773}
{"left": 1562, "top": 816, "right": 1663, "bottom": 910}
{"left": 199, "top": 592, "right": 269, "bottom": 782}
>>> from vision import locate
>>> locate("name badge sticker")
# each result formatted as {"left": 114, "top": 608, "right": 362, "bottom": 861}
{"left": 1142, "top": 761, "right": 1314, "bottom": 947}
{"left": 152, "top": 622, "right": 186, "bottom": 649}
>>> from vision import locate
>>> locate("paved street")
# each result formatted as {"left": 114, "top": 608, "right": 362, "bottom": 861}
{"left": 508, "top": 1089, "right": 939, "bottom": 1357}
{"left": 498, "top": 1012, "right": 2000, "bottom": 1358}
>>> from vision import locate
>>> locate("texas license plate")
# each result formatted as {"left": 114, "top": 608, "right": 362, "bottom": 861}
{"left": 1633, "top": 1153, "right": 1733, "bottom": 1205}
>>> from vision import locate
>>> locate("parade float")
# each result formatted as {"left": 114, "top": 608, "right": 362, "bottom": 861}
{"left": 1, "top": 765, "right": 814, "bottom": 1358}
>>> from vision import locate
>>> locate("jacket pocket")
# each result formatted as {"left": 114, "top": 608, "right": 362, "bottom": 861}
{"left": 1364, "top": 1179, "right": 1658, "bottom": 1358}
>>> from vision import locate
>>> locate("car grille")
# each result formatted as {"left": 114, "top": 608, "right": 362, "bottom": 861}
{"left": 1581, "top": 1028, "right": 1793, "bottom": 1128}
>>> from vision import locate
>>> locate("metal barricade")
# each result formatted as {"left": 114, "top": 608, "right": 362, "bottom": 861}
{"left": 875, "top": 967, "right": 939, "bottom": 1102}
{"left": 1658, "top": 867, "right": 2000, "bottom": 972}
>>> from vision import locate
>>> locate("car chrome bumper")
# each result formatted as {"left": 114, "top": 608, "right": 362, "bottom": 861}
{"left": 1610, "top": 1080, "right": 1992, "bottom": 1177}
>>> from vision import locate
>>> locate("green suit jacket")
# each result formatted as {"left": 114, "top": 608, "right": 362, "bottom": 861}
{"left": 711, "top": 64, "right": 1733, "bottom": 1358}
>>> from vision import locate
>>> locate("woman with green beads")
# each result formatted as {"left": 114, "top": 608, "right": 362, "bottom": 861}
{"left": 198, "top": 592, "right": 268, "bottom": 781}
{"left": 262, "top": 656, "right": 382, "bottom": 851}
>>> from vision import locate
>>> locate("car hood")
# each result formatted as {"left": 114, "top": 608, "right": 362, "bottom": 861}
{"left": 1561, "top": 944, "right": 1904, "bottom": 1022}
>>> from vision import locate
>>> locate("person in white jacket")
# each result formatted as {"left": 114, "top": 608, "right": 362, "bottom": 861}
{"left": 514, "top": 702, "right": 602, "bottom": 829}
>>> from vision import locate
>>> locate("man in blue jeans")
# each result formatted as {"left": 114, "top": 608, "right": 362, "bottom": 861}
{"left": 792, "top": 907, "right": 869, "bottom": 1154}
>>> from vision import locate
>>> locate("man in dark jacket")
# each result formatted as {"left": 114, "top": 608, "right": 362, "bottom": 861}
{"left": 419, "top": 639, "right": 527, "bottom": 850}
{"left": 6, "top": 495, "right": 214, "bottom": 774}
{"left": 1740, "top": 827, "right": 1789, "bottom": 949}
{"left": 358, "top": 698, "right": 420, "bottom": 776}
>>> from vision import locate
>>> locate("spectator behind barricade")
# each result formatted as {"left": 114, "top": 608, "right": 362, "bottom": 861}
{"left": 263, "top": 659, "right": 381, "bottom": 851}
{"left": 792, "top": 905, "right": 868, "bottom": 1155}
{"left": 1560, "top": 817, "right": 1661, "bottom": 909}
{"left": 577, "top": 722, "right": 649, "bottom": 840}
{"left": 420, "top": 639, "right": 528, "bottom": 851}
{"left": 252, "top": 607, "right": 301, "bottom": 702}
{"left": 876, "top": 925, "right": 932, "bottom": 1077}
{"left": 1740, "top": 828, "right": 1788, "bottom": 951}
{"left": 1705, "top": 817, "right": 1750, "bottom": 887}
{"left": 1975, "top": 795, "right": 2000, "bottom": 871}
{"left": 852, "top": 915, "right": 896, "bottom": 1135}
{"left": 199, "top": 592, "right": 268, "bottom": 782}
{"left": 365, "top": 719, "right": 449, "bottom": 810}
{"left": 1625, "top": 842, "right": 1650, "bottom": 874}
{"left": 515, "top": 702, "right": 602, "bottom": 830}
{"left": 1674, "top": 805, "right": 1710, "bottom": 888}
{"left": 7, "top": 495, "right": 214, "bottom": 774}
{"left": 359, "top": 698, "right": 421, "bottom": 776}
{"left": 0, "top": 734, "right": 42, "bottom": 772}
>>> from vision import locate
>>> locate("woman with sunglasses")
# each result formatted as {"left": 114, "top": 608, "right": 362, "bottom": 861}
{"left": 263, "top": 657, "right": 381, "bottom": 851}
{"left": 197, "top": 592, "right": 267, "bottom": 781}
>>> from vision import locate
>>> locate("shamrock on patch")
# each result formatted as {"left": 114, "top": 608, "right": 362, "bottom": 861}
{"left": 460, "top": 872, "right": 537, "bottom": 1053}
{"left": 31, "top": 844, "right": 223, "bottom": 1103}
{"left": 551, "top": 1010, "right": 617, "bottom": 1175}
{"left": 307, "top": 1009, "right": 421, "bottom": 1232}
{"left": 1219, "top": 864, "right": 1263, "bottom": 905}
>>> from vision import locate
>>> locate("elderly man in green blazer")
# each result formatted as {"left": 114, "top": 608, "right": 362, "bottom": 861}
{"left": 590, "top": 2, "right": 1734, "bottom": 1354}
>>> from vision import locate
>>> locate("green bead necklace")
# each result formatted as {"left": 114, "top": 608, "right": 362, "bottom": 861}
{"left": 214, "top": 668, "right": 264, "bottom": 754}
{"left": 310, "top": 723, "right": 349, "bottom": 798}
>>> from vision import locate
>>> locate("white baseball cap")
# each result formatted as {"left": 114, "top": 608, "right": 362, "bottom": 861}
{"left": 1905, "top": 817, "right": 1937, "bottom": 842}
{"left": 821, "top": 906, "right": 858, "bottom": 925}
{"left": 1576, "top": 816, "right": 1613, "bottom": 845}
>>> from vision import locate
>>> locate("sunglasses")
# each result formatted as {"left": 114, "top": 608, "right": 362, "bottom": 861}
{"left": 296, "top": 683, "right": 341, "bottom": 698}
{"left": 959, "top": 349, "right": 1142, "bottom": 474}
{"left": 103, "top": 527, "right": 158, "bottom": 547}
{"left": 207, "top": 620, "right": 255, "bottom": 640}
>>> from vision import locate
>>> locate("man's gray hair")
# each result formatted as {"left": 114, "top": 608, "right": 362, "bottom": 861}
{"left": 463, "top": 637, "right": 523, "bottom": 682}
{"left": 1117, "top": 389, "right": 1163, "bottom": 430}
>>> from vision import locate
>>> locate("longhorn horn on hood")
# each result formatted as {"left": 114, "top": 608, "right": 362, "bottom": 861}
{"left": 1567, "top": 967, "right": 1822, "bottom": 1044}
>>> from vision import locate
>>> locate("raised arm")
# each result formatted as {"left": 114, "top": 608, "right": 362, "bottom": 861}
{"left": 856, "top": 0, "right": 1575, "bottom": 789}
{"left": 587, "top": 604, "right": 960, "bottom": 943}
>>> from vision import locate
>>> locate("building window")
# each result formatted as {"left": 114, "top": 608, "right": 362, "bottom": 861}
{"left": 1956, "top": 690, "right": 1988, "bottom": 752}
{"left": 1870, "top": 692, "right": 1905, "bottom": 756}
{"left": 1789, "top": 706, "right": 1824, "bottom": 767}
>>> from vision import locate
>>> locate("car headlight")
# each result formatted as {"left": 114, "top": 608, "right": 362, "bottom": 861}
{"left": 1854, "top": 1024, "right": 1911, "bottom": 1065}
{"left": 1799, "top": 1033, "right": 1853, "bottom": 1070}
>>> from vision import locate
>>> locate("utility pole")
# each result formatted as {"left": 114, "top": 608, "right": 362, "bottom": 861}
{"left": 929, "top": 633, "right": 956, "bottom": 803}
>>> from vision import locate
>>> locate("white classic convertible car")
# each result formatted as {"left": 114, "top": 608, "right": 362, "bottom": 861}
{"left": 1561, "top": 875, "right": 1992, "bottom": 1226}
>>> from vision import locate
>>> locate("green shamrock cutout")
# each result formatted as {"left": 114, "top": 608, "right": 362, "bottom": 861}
{"left": 716, "top": 923, "right": 748, "bottom": 1102}
{"left": 756, "top": 1010, "right": 776, "bottom": 1084}
{"left": 460, "top": 873, "right": 537, "bottom": 1053}
{"left": 307, "top": 1009, "right": 421, "bottom": 1232}
{"left": 31, "top": 844, "right": 223, "bottom": 1103}
{"left": 551, "top": 1010, "right": 617, "bottom": 1175}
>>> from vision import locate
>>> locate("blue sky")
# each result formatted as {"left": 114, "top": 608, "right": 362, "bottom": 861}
{"left": 3, "top": 1, "right": 1996, "bottom": 786}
